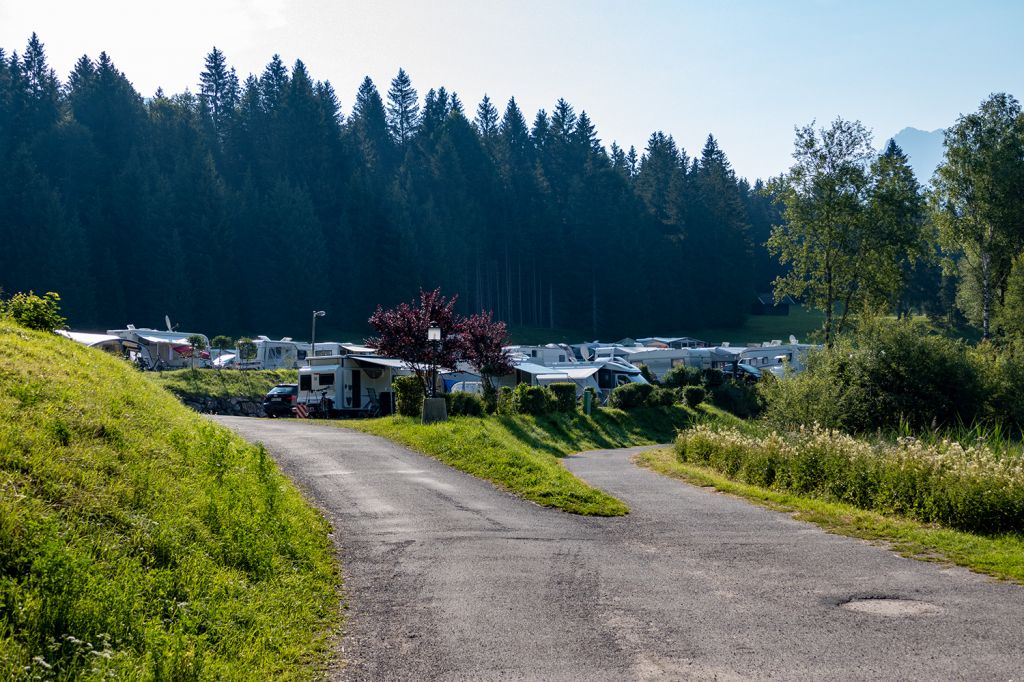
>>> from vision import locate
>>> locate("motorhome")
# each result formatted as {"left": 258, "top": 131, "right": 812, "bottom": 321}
{"left": 297, "top": 354, "right": 413, "bottom": 416}
{"left": 215, "top": 336, "right": 307, "bottom": 370}
{"left": 505, "top": 344, "right": 575, "bottom": 366}
{"left": 107, "top": 326, "right": 210, "bottom": 369}
{"left": 500, "top": 357, "right": 648, "bottom": 399}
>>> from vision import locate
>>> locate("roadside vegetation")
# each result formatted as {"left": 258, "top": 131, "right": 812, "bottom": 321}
{"left": 637, "top": 448, "right": 1024, "bottom": 583}
{"left": 346, "top": 405, "right": 716, "bottom": 516}
{"left": 147, "top": 367, "right": 298, "bottom": 401}
{"left": 637, "top": 318, "right": 1024, "bottom": 580}
{"left": 0, "top": 320, "right": 339, "bottom": 679}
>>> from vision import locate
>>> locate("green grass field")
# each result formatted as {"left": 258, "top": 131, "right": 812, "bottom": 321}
{"left": 345, "top": 405, "right": 721, "bottom": 516}
{"left": 0, "top": 322, "right": 339, "bottom": 679}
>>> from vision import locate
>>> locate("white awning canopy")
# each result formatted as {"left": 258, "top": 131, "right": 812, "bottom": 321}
{"left": 137, "top": 333, "right": 191, "bottom": 345}
{"left": 58, "top": 331, "right": 124, "bottom": 347}
{"left": 563, "top": 366, "right": 600, "bottom": 380}
{"left": 349, "top": 356, "right": 410, "bottom": 369}
{"left": 536, "top": 373, "right": 570, "bottom": 381}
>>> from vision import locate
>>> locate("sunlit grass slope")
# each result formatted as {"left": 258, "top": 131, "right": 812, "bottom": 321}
{"left": 0, "top": 321, "right": 339, "bottom": 679}
{"left": 347, "top": 405, "right": 719, "bottom": 516}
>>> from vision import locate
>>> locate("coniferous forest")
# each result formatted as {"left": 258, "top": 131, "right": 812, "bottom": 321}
{"left": 0, "top": 35, "right": 788, "bottom": 337}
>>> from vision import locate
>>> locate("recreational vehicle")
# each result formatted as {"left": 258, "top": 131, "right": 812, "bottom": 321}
{"left": 107, "top": 326, "right": 210, "bottom": 370}
{"left": 214, "top": 336, "right": 307, "bottom": 370}
{"left": 297, "top": 354, "right": 412, "bottom": 416}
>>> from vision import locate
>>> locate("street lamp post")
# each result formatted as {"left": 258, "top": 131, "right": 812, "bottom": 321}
{"left": 311, "top": 310, "right": 326, "bottom": 359}
{"left": 427, "top": 322, "right": 441, "bottom": 398}
{"left": 422, "top": 322, "right": 447, "bottom": 423}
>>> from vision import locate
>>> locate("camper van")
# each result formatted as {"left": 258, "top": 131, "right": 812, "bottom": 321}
{"left": 297, "top": 354, "right": 412, "bottom": 416}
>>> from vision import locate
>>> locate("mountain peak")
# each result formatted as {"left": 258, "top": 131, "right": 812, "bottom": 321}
{"left": 885, "top": 127, "right": 945, "bottom": 184}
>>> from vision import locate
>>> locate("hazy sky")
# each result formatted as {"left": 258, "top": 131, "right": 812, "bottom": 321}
{"left": 2, "top": 0, "right": 1022, "bottom": 180}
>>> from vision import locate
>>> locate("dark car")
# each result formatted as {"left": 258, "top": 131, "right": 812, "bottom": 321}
{"left": 263, "top": 383, "right": 298, "bottom": 417}
{"left": 722, "top": 363, "right": 762, "bottom": 382}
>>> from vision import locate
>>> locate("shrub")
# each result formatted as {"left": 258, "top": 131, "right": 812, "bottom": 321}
{"left": 646, "top": 386, "right": 676, "bottom": 407}
{"left": 448, "top": 391, "right": 486, "bottom": 417}
{"left": 509, "top": 384, "right": 556, "bottom": 415}
{"left": 497, "top": 386, "right": 515, "bottom": 415}
{"left": 393, "top": 375, "right": 425, "bottom": 417}
{"left": 675, "top": 424, "right": 1024, "bottom": 535}
{"left": 636, "top": 363, "right": 657, "bottom": 384}
{"left": 481, "top": 381, "right": 498, "bottom": 414}
{"left": 710, "top": 380, "right": 763, "bottom": 418}
{"left": 761, "top": 318, "right": 983, "bottom": 433}
{"left": 608, "top": 382, "right": 653, "bottom": 409}
{"left": 683, "top": 385, "right": 706, "bottom": 407}
{"left": 662, "top": 365, "right": 702, "bottom": 388}
{"left": 702, "top": 368, "right": 725, "bottom": 388}
{"left": 2, "top": 291, "right": 66, "bottom": 331}
{"left": 549, "top": 382, "right": 578, "bottom": 412}
{"left": 970, "top": 340, "right": 1024, "bottom": 433}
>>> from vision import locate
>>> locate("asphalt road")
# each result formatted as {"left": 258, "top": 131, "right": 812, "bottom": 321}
{"left": 214, "top": 416, "right": 1024, "bottom": 681}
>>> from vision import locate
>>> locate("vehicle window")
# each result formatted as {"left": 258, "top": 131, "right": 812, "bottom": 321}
{"left": 317, "top": 373, "right": 335, "bottom": 386}
{"left": 299, "top": 375, "right": 312, "bottom": 391}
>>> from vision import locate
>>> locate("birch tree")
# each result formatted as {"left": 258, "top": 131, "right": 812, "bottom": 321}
{"left": 931, "top": 93, "right": 1024, "bottom": 339}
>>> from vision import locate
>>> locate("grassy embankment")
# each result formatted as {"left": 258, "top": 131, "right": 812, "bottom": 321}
{"left": 638, "top": 424, "right": 1024, "bottom": 583}
{"left": 346, "top": 404, "right": 721, "bottom": 516}
{"left": 148, "top": 368, "right": 297, "bottom": 400}
{"left": 0, "top": 322, "right": 339, "bottom": 678}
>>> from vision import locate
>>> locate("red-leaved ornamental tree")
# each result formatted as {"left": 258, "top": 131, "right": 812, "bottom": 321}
{"left": 460, "top": 311, "right": 513, "bottom": 399}
{"left": 368, "top": 289, "right": 464, "bottom": 394}
{"left": 368, "top": 289, "right": 515, "bottom": 401}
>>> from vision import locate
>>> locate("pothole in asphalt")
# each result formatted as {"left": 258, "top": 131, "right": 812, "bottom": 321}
{"left": 839, "top": 597, "right": 943, "bottom": 617}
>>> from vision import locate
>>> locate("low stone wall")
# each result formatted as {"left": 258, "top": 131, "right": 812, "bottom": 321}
{"left": 179, "top": 395, "right": 264, "bottom": 417}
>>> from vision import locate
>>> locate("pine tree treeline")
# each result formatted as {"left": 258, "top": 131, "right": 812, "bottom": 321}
{"left": 0, "top": 35, "right": 783, "bottom": 337}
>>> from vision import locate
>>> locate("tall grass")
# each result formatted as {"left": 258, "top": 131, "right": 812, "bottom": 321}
{"left": 0, "top": 322, "right": 339, "bottom": 678}
{"left": 676, "top": 424, "right": 1024, "bottom": 534}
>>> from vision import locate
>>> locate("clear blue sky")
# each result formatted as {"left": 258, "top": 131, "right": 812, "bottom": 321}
{"left": 2, "top": 0, "right": 1021, "bottom": 180}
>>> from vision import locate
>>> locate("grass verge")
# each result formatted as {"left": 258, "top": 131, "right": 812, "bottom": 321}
{"left": 0, "top": 322, "right": 339, "bottom": 678}
{"left": 637, "top": 448, "right": 1024, "bottom": 583}
{"left": 147, "top": 368, "right": 298, "bottom": 401}
{"left": 345, "top": 405, "right": 715, "bottom": 516}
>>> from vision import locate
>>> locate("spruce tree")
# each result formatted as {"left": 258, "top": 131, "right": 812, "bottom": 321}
{"left": 386, "top": 68, "right": 419, "bottom": 145}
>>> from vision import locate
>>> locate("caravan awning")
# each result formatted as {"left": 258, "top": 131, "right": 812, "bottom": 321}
{"left": 536, "top": 373, "right": 570, "bottom": 381}
{"left": 349, "top": 356, "right": 410, "bottom": 369}
{"left": 138, "top": 333, "right": 191, "bottom": 345}
{"left": 563, "top": 367, "right": 600, "bottom": 380}
{"left": 58, "top": 331, "right": 123, "bottom": 347}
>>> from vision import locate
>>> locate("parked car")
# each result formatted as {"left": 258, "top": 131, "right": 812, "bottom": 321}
{"left": 722, "top": 363, "right": 762, "bottom": 382}
{"left": 263, "top": 383, "right": 298, "bottom": 417}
